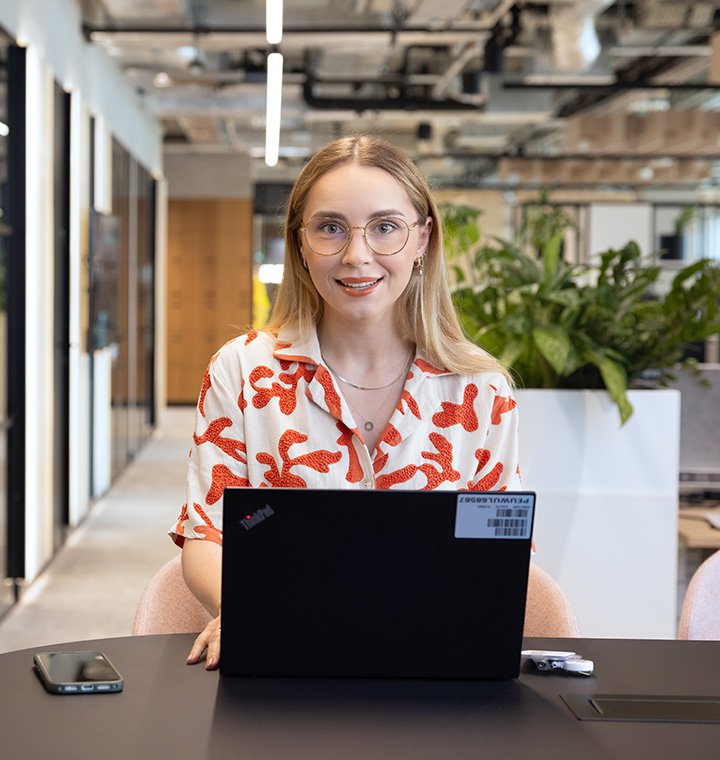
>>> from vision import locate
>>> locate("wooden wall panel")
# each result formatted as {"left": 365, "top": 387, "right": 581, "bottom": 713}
{"left": 166, "top": 199, "right": 253, "bottom": 404}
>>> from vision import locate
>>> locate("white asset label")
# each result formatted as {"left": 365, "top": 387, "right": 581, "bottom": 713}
{"left": 454, "top": 492, "right": 535, "bottom": 539}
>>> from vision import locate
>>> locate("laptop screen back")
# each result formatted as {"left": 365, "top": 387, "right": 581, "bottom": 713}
{"left": 220, "top": 489, "right": 535, "bottom": 679}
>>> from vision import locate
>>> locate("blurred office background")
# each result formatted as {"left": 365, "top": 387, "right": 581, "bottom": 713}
{"left": 0, "top": 0, "right": 719, "bottom": 647}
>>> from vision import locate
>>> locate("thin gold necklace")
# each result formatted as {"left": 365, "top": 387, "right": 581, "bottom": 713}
{"left": 321, "top": 351, "right": 413, "bottom": 391}
{"left": 342, "top": 374, "right": 405, "bottom": 432}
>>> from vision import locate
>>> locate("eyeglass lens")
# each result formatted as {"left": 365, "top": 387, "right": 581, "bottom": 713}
{"left": 304, "top": 217, "right": 412, "bottom": 255}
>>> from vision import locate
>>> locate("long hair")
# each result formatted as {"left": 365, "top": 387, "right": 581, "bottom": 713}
{"left": 264, "top": 134, "right": 508, "bottom": 378}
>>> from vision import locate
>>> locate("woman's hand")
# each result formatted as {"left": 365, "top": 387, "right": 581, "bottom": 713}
{"left": 186, "top": 614, "right": 222, "bottom": 670}
{"left": 181, "top": 539, "right": 222, "bottom": 669}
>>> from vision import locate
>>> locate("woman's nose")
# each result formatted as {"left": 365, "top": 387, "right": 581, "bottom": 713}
{"left": 340, "top": 227, "right": 373, "bottom": 265}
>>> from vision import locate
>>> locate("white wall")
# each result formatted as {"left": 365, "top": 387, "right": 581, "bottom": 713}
{"left": 588, "top": 203, "right": 653, "bottom": 261}
{"left": 23, "top": 48, "right": 56, "bottom": 580}
{"left": 163, "top": 153, "right": 252, "bottom": 198}
{"left": 0, "top": 0, "right": 164, "bottom": 580}
{"left": 0, "top": 0, "right": 163, "bottom": 173}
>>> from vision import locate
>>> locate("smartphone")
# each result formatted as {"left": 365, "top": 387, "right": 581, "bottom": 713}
{"left": 33, "top": 651, "right": 124, "bottom": 694}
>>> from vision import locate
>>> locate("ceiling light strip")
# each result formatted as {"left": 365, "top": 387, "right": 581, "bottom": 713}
{"left": 266, "top": 0, "right": 284, "bottom": 45}
{"left": 265, "top": 52, "right": 284, "bottom": 167}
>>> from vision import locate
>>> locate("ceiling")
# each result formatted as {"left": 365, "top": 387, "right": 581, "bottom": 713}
{"left": 81, "top": 0, "right": 720, "bottom": 190}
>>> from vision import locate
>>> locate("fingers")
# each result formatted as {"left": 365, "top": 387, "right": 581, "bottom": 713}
{"left": 186, "top": 615, "right": 222, "bottom": 670}
{"left": 204, "top": 625, "right": 221, "bottom": 670}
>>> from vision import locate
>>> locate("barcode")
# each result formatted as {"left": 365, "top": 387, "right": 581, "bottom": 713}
{"left": 487, "top": 517, "right": 529, "bottom": 538}
{"left": 455, "top": 495, "right": 535, "bottom": 539}
{"left": 487, "top": 519, "right": 528, "bottom": 528}
{"left": 494, "top": 527, "right": 528, "bottom": 537}
{"left": 496, "top": 508, "right": 530, "bottom": 518}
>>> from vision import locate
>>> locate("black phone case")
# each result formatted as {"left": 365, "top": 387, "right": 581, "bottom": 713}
{"left": 33, "top": 651, "right": 124, "bottom": 694}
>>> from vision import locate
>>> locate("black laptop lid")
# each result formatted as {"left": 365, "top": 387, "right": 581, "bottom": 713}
{"left": 220, "top": 489, "right": 535, "bottom": 680}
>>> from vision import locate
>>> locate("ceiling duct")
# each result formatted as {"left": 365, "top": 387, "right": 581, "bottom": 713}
{"left": 549, "top": 0, "right": 615, "bottom": 71}
{"left": 303, "top": 43, "right": 485, "bottom": 110}
{"left": 302, "top": 76, "right": 483, "bottom": 110}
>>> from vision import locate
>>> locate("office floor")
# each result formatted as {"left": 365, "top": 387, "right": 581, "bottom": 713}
{"left": 0, "top": 406, "right": 196, "bottom": 654}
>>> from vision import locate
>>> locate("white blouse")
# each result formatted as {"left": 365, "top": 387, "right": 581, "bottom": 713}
{"left": 171, "top": 327, "right": 521, "bottom": 546}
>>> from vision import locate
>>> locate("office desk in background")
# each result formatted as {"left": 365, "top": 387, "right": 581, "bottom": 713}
{"left": 1, "top": 634, "right": 719, "bottom": 760}
{"left": 678, "top": 503, "right": 720, "bottom": 608}
{"left": 678, "top": 505, "right": 720, "bottom": 552}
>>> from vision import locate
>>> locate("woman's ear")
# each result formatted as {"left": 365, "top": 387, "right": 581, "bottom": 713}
{"left": 417, "top": 216, "right": 433, "bottom": 254}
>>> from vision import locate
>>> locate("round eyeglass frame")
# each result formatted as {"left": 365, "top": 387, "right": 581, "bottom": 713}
{"left": 300, "top": 217, "right": 422, "bottom": 257}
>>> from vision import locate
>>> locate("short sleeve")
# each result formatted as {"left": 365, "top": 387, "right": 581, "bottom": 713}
{"left": 169, "top": 345, "right": 249, "bottom": 547}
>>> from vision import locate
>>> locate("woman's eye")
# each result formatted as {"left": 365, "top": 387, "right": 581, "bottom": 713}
{"left": 319, "top": 222, "right": 346, "bottom": 236}
{"left": 372, "top": 219, "right": 399, "bottom": 235}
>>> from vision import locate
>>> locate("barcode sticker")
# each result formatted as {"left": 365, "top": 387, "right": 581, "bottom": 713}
{"left": 455, "top": 493, "right": 534, "bottom": 539}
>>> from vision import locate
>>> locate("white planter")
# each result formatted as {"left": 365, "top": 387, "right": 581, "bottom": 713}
{"left": 516, "top": 388, "right": 680, "bottom": 639}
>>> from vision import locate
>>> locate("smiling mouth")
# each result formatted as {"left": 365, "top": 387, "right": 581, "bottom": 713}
{"left": 337, "top": 278, "right": 382, "bottom": 290}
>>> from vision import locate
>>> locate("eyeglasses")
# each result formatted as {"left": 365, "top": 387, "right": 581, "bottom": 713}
{"left": 300, "top": 216, "right": 421, "bottom": 256}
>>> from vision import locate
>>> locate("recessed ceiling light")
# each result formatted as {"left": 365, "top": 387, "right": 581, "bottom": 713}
{"left": 153, "top": 72, "right": 173, "bottom": 88}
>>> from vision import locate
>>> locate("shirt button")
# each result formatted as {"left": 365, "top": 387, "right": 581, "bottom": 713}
{"left": 363, "top": 479, "right": 373, "bottom": 489}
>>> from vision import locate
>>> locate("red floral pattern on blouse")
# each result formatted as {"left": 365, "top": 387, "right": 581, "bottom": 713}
{"left": 170, "top": 329, "right": 521, "bottom": 546}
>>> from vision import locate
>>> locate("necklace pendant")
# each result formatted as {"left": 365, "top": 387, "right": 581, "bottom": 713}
{"left": 364, "top": 421, "right": 374, "bottom": 431}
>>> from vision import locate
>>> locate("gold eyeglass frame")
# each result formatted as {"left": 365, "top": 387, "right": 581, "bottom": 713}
{"left": 300, "top": 217, "right": 422, "bottom": 257}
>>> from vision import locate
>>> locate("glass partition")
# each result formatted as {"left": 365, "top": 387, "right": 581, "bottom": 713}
{"left": 0, "top": 229, "right": 8, "bottom": 617}
{"left": 654, "top": 204, "right": 720, "bottom": 265}
{"left": 0, "top": 35, "right": 13, "bottom": 617}
{"left": 88, "top": 135, "right": 156, "bottom": 490}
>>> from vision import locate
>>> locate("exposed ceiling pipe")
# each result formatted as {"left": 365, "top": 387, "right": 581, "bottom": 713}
{"left": 504, "top": 81, "right": 720, "bottom": 90}
{"left": 431, "top": 39, "right": 486, "bottom": 102}
{"left": 548, "top": 0, "right": 614, "bottom": 72}
{"left": 82, "top": 23, "right": 494, "bottom": 38}
{"left": 302, "top": 77, "right": 482, "bottom": 110}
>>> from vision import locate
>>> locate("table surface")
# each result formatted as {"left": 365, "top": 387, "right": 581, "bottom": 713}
{"left": 678, "top": 505, "right": 720, "bottom": 549}
{"left": 1, "top": 634, "right": 719, "bottom": 760}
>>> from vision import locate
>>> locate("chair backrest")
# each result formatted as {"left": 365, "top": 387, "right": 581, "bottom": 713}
{"left": 524, "top": 562, "right": 581, "bottom": 638}
{"left": 133, "top": 555, "right": 580, "bottom": 638}
{"left": 679, "top": 549, "right": 720, "bottom": 640}
{"left": 132, "top": 555, "right": 212, "bottom": 635}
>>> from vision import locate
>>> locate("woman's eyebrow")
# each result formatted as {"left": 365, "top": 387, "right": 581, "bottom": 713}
{"left": 371, "top": 209, "right": 409, "bottom": 219}
{"left": 308, "top": 209, "right": 409, "bottom": 221}
{"left": 308, "top": 211, "right": 350, "bottom": 222}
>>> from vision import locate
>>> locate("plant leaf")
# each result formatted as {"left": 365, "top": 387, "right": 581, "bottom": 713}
{"left": 532, "top": 325, "right": 571, "bottom": 375}
{"left": 499, "top": 339, "right": 526, "bottom": 369}
{"left": 596, "top": 354, "right": 633, "bottom": 425}
{"left": 541, "top": 231, "right": 563, "bottom": 285}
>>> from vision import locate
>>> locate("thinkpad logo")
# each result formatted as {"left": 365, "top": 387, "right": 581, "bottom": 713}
{"left": 241, "top": 505, "right": 274, "bottom": 530}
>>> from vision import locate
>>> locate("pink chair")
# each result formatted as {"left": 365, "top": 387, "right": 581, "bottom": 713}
{"left": 679, "top": 550, "right": 720, "bottom": 640}
{"left": 133, "top": 555, "right": 580, "bottom": 638}
{"left": 132, "top": 555, "right": 211, "bottom": 635}
{"left": 524, "top": 563, "right": 581, "bottom": 638}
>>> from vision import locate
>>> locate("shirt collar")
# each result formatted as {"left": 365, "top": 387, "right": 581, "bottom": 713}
{"left": 272, "top": 325, "right": 452, "bottom": 379}
{"left": 273, "top": 327, "right": 322, "bottom": 367}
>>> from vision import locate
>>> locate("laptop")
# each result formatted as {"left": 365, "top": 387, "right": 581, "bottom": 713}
{"left": 220, "top": 488, "right": 536, "bottom": 680}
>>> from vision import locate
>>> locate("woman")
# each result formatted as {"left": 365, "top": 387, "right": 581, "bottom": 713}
{"left": 171, "top": 134, "right": 521, "bottom": 669}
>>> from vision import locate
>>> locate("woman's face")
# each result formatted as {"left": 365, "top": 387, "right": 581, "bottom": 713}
{"left": 299, "top": 162, "right": 432, "bottom": 328}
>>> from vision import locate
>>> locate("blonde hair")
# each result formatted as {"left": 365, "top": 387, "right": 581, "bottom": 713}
{"left": 265, "top": 134, "right": 508, "bottom": 378}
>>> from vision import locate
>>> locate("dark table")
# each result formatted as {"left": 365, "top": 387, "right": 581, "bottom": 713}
{"left": 2, "top": 634, "right": 719, "bottom": 759}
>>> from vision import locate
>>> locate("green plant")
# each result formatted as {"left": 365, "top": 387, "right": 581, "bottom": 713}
{"left": 443, "top": 202, "right": 720, "bottom": 424}
{"left": 674, "top": 206, "right": 695, "bottom": 235}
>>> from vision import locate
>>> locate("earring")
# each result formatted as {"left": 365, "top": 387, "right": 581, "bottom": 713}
{"left": 413, "top": 256, "right": 424, "bottom": 276}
